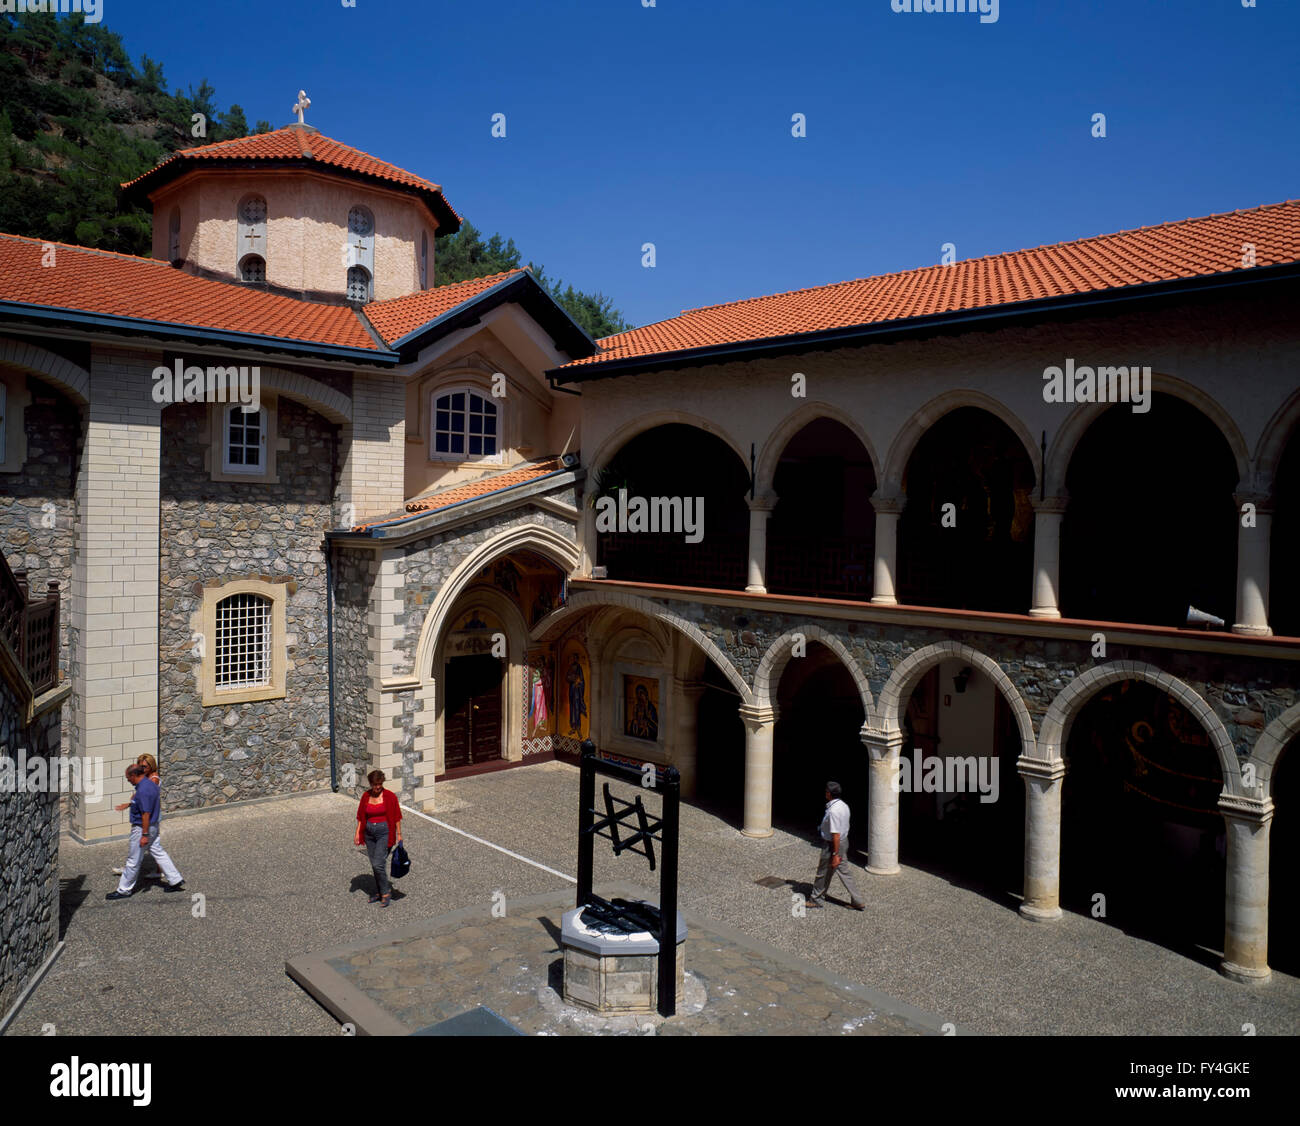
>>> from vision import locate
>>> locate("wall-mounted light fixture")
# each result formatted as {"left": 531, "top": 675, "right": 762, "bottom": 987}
{"left": 953, "top": 666, "right": 972, "bottom": 695}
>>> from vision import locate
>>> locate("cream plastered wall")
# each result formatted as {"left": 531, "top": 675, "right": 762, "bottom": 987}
{"left": 150, "top": 170, "right": 441, "bottom": 301}
{"left": 578, "top": 289, "right": 1300, "bottom": 515}
{"left": 402, "top": 324, "right": 570, "bottom": 501}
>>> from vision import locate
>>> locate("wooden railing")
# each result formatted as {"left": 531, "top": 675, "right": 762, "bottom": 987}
{"left": 0, "top": 552, "right": 61, "bottom": 695}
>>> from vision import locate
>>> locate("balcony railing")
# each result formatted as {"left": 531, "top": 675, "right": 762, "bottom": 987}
{"left": 766, "top": 534, "right": 873, "bottom": 599}
{"left": 0, "top": 552, "right": 61, "bottom": 695}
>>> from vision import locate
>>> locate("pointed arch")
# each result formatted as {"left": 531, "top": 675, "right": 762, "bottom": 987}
{"left": 753, "top": 401, "right": 881, "bottom": 497}
{"left": 753, "top": 626, "right": 874, "bottom": 721}
{"left": 532, "top": 589, "right": 752, "bottom": 705}
{"left": 1248, "top": 702, "right": 1300, "bottom": 797}
{"left": 881, "top": 389, "right": 1040, "bottom": 492}
{"left": 1254, "top": 386, "right": 1300, "bottom": 491}
{"left": 0, "top": 336, "right": 89, "bottom": 405}
{"left": 586, "top": 410, "right": 749, "bottom": 477}
{"left": 1038, "top": 660, "right": 1240, "bottom": 794}
{"left": 875, "top": 641, "right": 1035, "bottom": 753}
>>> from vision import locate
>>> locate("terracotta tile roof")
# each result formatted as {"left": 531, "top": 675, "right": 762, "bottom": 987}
{"left": 0, "top": 233, "right": 381, "bottom": 351}
{"left": 353, "top": 457, "right": 567, "bottom": 531}
{"left": 122, "top": 127, "right": 461, "bottom": 226}
{"left": 564, "top": 199, "right": 1300, "bottom": 370}
{"left": 364, "top": 270, "right": 526, "bottom": 345}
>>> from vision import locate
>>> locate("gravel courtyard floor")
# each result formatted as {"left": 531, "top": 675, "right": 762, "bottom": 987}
{"left": 7, "top": 760, "right": 1299, "bottom": 1036}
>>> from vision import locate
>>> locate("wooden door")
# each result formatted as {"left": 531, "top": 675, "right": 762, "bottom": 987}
{"left": 444, "top": 654, "right": 505, "bottom": 770}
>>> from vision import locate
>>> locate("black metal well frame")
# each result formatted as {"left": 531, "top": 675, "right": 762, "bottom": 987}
{"left": 576, "top": 739, "right": 681, "bottom": 1017}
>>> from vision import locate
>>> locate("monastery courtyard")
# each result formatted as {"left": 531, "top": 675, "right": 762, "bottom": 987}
{"left": 7, "top": 763, "right": 1299, "bottom": 1037}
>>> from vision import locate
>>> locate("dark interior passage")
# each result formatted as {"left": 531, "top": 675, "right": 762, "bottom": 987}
{"left": 1269, "top": 741, "right": 1299, "bottom": 975}
{"left": 1269, "top": 427, "right": 1300, "bottom": 637}
{"left": 692, "top": 658, "right": 746, "bottom": 823}
{"left": 1060, "top": 680, "right": 1225, "bottom": 954}
{"left": 443, "top": 653, "right": 505, "bottom": 771}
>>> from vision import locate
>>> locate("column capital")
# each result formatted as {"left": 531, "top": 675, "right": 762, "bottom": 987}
{"left": 738, "top": 702, "right": 778, "bottom": 730}
{"left": 1016, "top": 754, "right": 1067, "bottom": 782}
{"left": 1233, "top": 491, "right": 1275, "bottom": 515}
{"left": 1031, "top": 495, "right": 1069, "bottom": 516}
{"left": 860, "top": 727, "right": 905, "bottom": 755}
{"left": 1218, "top": 792, "right": 1274, "bottom": 824}
{"left": 870, "top": 493, "right": 906, "bottom": 516}
{"left": 747, "top": 492, "right": 778, "bottom": 513}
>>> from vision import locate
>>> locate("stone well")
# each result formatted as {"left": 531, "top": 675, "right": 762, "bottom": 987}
{"left": 560, "top": 903, "right": 687, "bottom": 1014}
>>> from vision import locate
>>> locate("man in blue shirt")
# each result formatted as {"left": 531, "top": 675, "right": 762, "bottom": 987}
{"left": 106, "top": 764, "right": 185, "bottom": 899}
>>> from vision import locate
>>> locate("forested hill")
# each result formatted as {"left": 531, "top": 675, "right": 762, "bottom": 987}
{"left": 0, "top": 13, "right": 629, "bottom": 338}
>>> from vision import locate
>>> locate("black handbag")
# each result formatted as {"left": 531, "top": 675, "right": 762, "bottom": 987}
{"left": 390, "top": 840, "right": 411, "bottom": 879}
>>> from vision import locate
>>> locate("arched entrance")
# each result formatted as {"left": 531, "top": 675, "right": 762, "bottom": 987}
{"left": 593, "top": 423, "right": 750, "bottom": 588}
{"left": 692, "top": 657, "right": 747, "bottom": 822}
{"left": 897, "top": 661, "right": 1024, "bottom": 895}
{"left": 1061, "top": 394, "right": 1238, "bottom": 627}
{"left": 896, "top": 407, "right": 1035, "bottom": 612}
{"left": 771, "top": 643, "right": 868, "bottom": 831}
{"left": 1060, "top": 680, "right": 1225, "bottom": 956}
{"left": 1269, "top": 739, "right": 1299, "bottom": 974}
{"left": 766, "top": 418, "right": 877, "bottom": 598}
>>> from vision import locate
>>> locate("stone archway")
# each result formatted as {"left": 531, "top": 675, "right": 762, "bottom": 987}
{"left": 754, "top": 626, "right": 874, "bottom": 720}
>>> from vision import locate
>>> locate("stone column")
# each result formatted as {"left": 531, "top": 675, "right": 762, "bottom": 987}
{"left": 672, "top": 678, "right": 705, "bottom": 799}
{"left": 739, "top": 703, "right": 777, "bottom": 837}
{"left": 745, "top": 494, "right": 776, "bottom": 593}
{"left": 1219, "top": 794, "right": 1273, "bottom": 983}
{"left": 870, "top": 496, "right": 904, "bottom": 606}
{"left": 1232, "top": 492, "right": 1273, "bottom": 636}
{"left": 1018, "top": 755, "right": 1067, "bottom": 920}
{"left": 1029, "top": 497, "right": 1068, "bottom": 619}
{"left": 863, "top": 728, "right": 903, "bottom": 874}
{"left": 71, "top": 348, "right": 163, "bottom": 842}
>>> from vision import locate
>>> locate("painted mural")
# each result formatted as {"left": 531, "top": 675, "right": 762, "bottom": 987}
{"left": 525, "top": 649, "right": 555, "bottom": 738}
{"left": 558, "top": 638, "right": 590, "bottom": 741}
{"left": 623, "top": 674, "right": 660, "bottom": 742}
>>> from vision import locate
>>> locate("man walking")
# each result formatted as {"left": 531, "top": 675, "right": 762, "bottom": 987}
{"left": 106, "top": 764, "right": 185, "bottom": 900}
{"left": 806, "top": 781, "right": 866, "bottom": 911}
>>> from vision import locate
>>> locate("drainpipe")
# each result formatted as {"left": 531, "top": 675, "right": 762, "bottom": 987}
{"left": 327, "top": 429, "right": 339, "bottom": 792}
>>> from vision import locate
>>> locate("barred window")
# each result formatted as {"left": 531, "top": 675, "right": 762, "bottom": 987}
{"left": 223, "top": 405, "right": 265, "bottom": 474}
{"left": 236, "top": 194, "right": 268, "bottom": 274}
{"left": 432, "top": 389, "right": 497, "bottom": 459}
{"left": 346, "top": 265, "right": 372, "bottom": 303}
{"left": 214, "top": 593, "right": 272, "bottom": 690}
{"left": 239, "top": 254, "right": 265, "bottom": 283}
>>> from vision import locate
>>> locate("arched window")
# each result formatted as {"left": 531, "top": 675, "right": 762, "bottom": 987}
{"left": 168, "top": 208, "right": 181, "bottom": 263}
{"left": 346, "top": 265, "right": 372, "bottom": 303}
{"left": 214, "top": 591, "right": 273, "bottom": 691}
{"left": 430, "top": 388, "right": 499, "bottom": 461}
{"left": 420, "top": 231, "right": 429, "bottom": 289}
{"left": 236, "top": 194, "right": 268, "bottom": 277}
{"left": 346, "top": 205, "right": 375, "bottom": 298}
{"left": 239, "top": 254, "right": 265, "bottom": 283}
{"left": 222, "top": 404, "right": 267, "bottom": 474}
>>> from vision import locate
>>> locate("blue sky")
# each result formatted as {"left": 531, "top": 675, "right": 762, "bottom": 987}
{"left": 101, "top": 0, "right": 1298, "bottom": 329}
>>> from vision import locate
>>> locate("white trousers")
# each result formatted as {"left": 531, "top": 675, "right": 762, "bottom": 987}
{"left": 116, "top": 825, "right": 183, "bottom": 893}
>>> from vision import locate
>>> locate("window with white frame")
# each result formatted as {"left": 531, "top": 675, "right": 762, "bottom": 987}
{"left": 213, "top": 592, "right": 273, "bottom": 690}
{"left": 431, "top": 388, "right": 499, "bottom": 461}
{"left": 222, "top": 404, "right": 266, "bottom": 474}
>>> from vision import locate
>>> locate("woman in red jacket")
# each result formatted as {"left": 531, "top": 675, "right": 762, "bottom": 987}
{"left": 354, "top": 770, "right": 402, "bottom": 907}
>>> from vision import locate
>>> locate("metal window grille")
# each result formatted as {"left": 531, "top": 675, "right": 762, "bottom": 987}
{"left": 434, "top": 390, "right": 497, "bottom": 458}
{"left": 239, "top": 254, "right": 265, "bottom": 283}
{"left": 346, "top": 265, "right": 371, "bottom": 303}
{"left": 240, "top": 196, "right": 267, "bottom": 225}
{"left": 214, "top": 593, "right": 272, "bottom": 690}
{"left": 226, "top": 407, "right": 263, "bottom": 470}
{"left": 347, "top": 206, "right": 374, "bottom": 237}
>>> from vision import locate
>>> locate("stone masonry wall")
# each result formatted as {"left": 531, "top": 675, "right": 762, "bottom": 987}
{"left": 0, "top": 678, "right": 61, "bottom": 1021}
{"left": 331, "top": 545, "right": 373, "bottom": 795}
{"left": 158, "top": 399, "right": 334, "bottom": 809}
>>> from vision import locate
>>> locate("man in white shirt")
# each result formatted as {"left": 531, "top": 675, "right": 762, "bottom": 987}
{"left": 806, "top": 781, "right": 866, "bottom": 911}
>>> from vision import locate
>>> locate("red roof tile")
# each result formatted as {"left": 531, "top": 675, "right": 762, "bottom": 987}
{"left": 353, "top": 458, "right": 566, "bottom": 530}
{"left": 122, "top": 127, "right": 461, "bottom": 227}
{"left": 0, "top": 233, "right": 380, "bottom": 351}
{"left": 565, "top": 199, "right": 1300, "bottom": 369}
{"left": 364, "top": 270, "right": 526, "bottom": 345}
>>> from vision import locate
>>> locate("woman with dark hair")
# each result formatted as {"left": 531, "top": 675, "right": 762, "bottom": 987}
{"left": 354, "top": 770, "right": 402, "bottom": 907}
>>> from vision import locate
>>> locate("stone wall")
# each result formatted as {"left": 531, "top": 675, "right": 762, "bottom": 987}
{"left": 331, "top": 545, "right": 374, "bottom": 795}
{"left": 0, "top": 677, "right": 62, "bottom": 1021}
{"left": 158, "top": 399, "right": 335, "bottom": 809}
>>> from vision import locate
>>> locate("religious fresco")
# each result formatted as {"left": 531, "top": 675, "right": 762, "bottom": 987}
{"left": 623, "top": 674, "right": 660, "bottom": 742}
{"left": 444, "top": 607, "right": 505, "bottom": 658}
{"left": 558, "top": 638, "right": 590, "bottom": 741}
{"left": 525, "top": 649, "right": 555, "bottom": 738}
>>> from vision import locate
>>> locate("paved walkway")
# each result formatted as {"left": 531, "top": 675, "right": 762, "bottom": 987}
{"left": 7, "top": 761, "right": 1299, "bottom": 1035}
